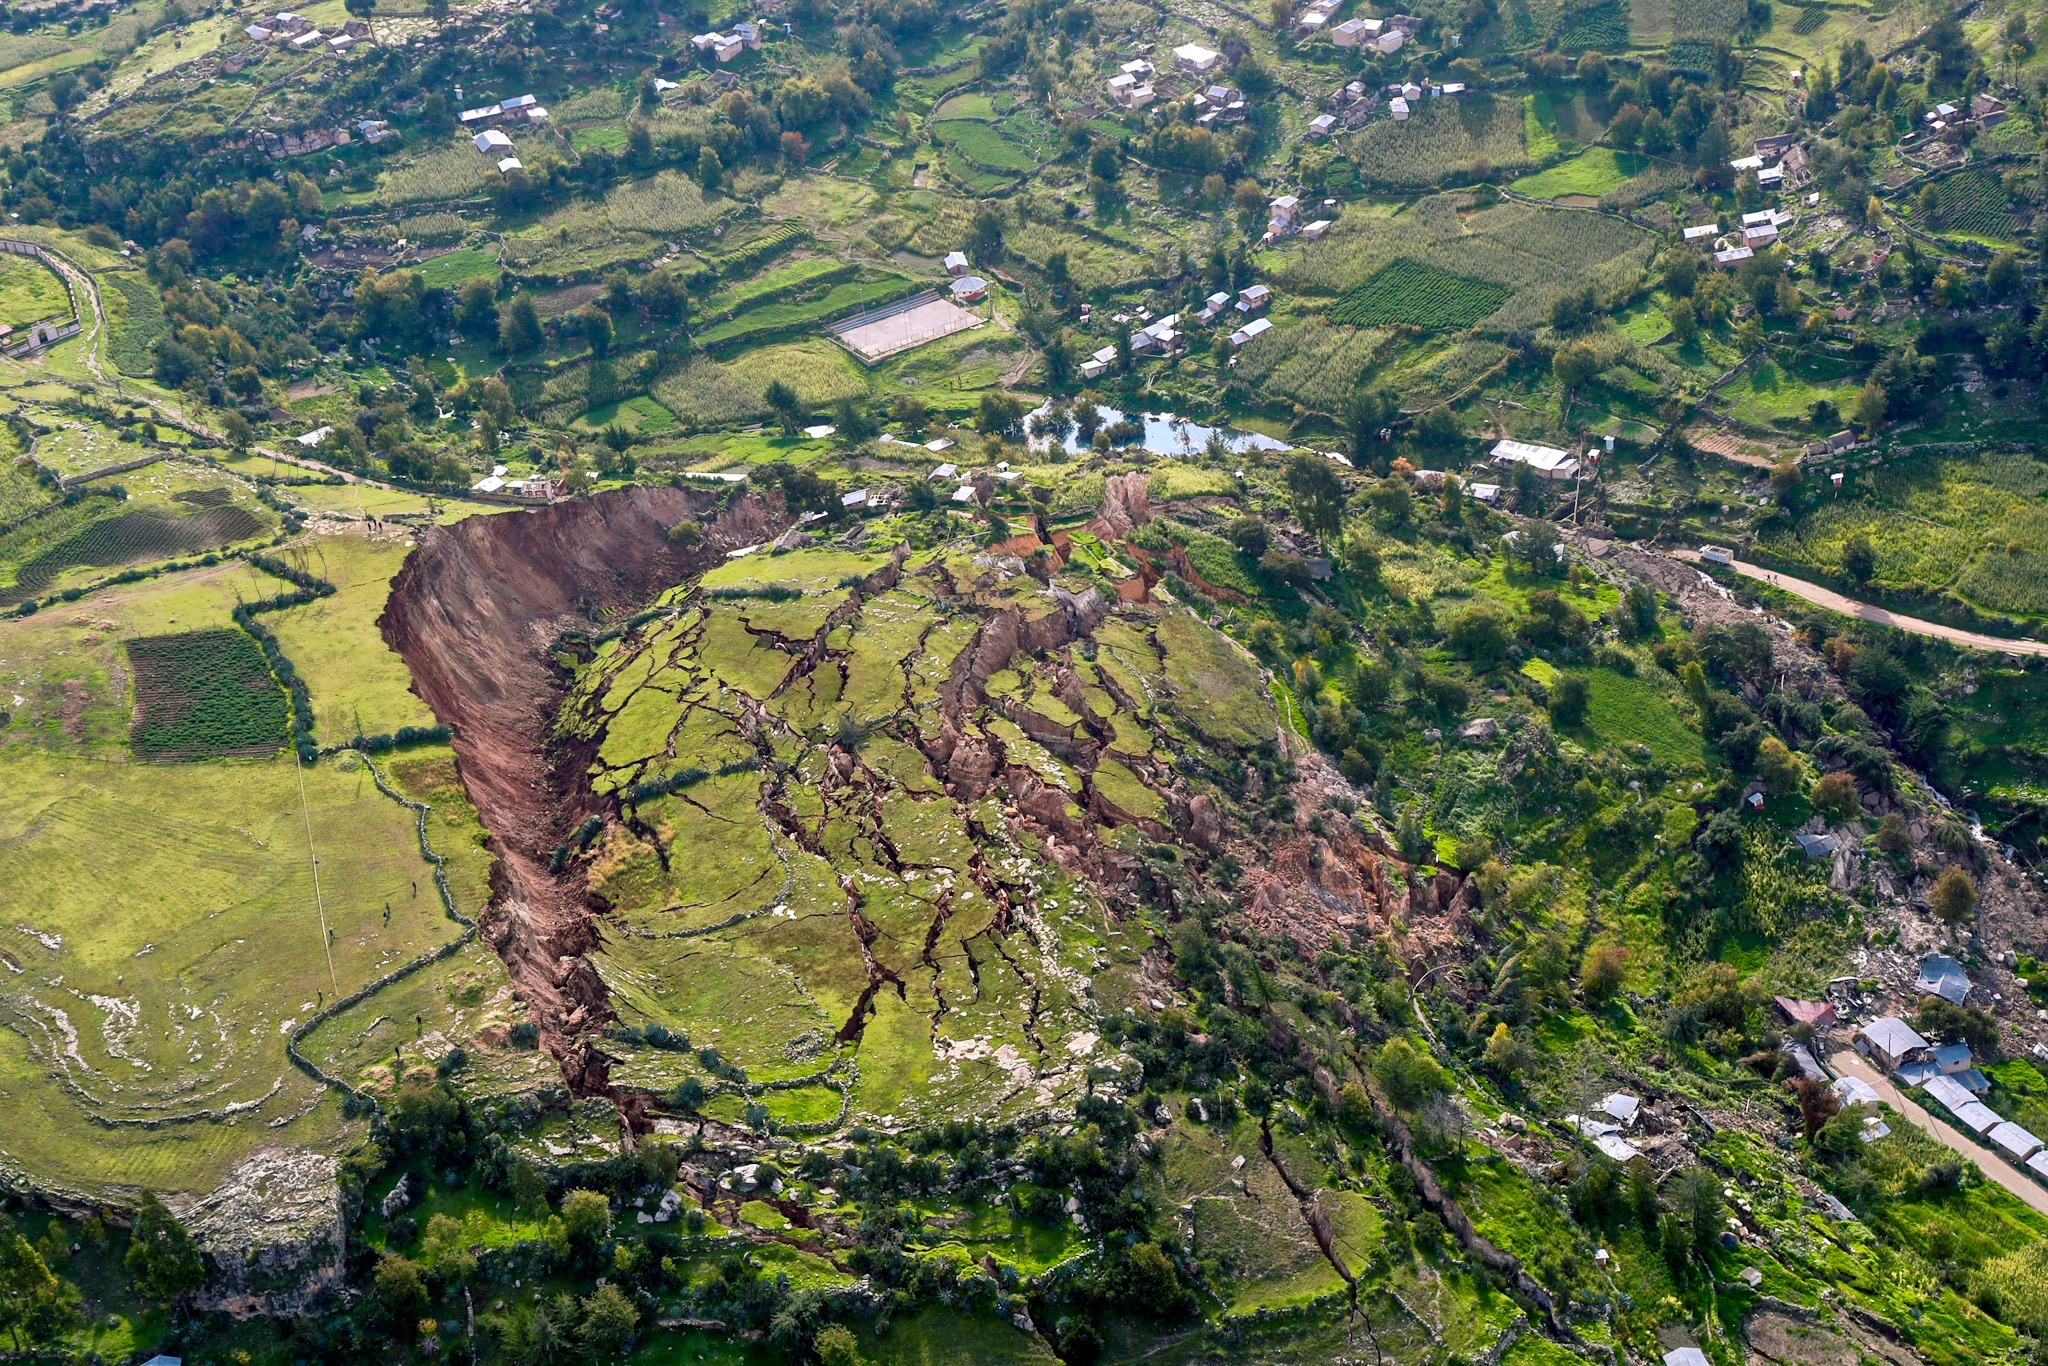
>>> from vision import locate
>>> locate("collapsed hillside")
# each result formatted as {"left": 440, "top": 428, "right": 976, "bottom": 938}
{"left": 380, "top": 485, "right": 782, "bottom": 1087}
{"left": 379, "top": 487, "right": 1450, "bottom": 1133}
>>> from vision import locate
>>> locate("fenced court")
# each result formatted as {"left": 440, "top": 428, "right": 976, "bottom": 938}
{"left": 825, "top": 290, "right": 983, "bottom": 363}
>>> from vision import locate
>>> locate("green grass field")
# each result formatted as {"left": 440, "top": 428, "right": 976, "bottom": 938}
{"left": 264, "top": 532, "right": 443, "bottom": 745}
{"left": 1583, "top": 666, "right": 1705, "bottom": 766}
{"left": 0, "top": 745, "right": 466, "bottom": 1193}
{"left": 0, "top": 253, "right": 71, "bottom": 331}
{"left": 1509, "top": 147, "right": 1650, "bottom": 199}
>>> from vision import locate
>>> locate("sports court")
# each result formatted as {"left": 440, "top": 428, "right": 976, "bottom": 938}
{"left": 825, "top": 291, "right": 984, "bottom": 363}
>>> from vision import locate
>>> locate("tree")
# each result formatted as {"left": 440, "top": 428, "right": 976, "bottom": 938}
{"left": 579, "top": 1282, "right": 638, "bottom": 1355}
{"left": 1930, "top": 866, "right": 1977, "bottom": 924}
{"left": 1368, "top": 476, "right": 1412, "bottom": 527}
{"left": 374, "top": 1253, "right": 429, "bottom": 1328}
{"left": 814, "top": 1324, "right": 863, "bottom": 1366}
{"left": 1549, "top": 673, "right": 1590, "bottom": 728}
{"left": 764, "top": 379, "right": 806, "bottom": 435}
{"left": 1373, "top": 1037, "right": 1452, "bottom": 1110}
{"left": 1842, "top": 534, "right": 1876, "bottom": 587}
{"left": 1812, "top": 771, "right": 1860, "bottom": 821}
{"left": 1876, "top": 811, "right": 1911, "bottom": 855}
{"left": 498, "top": 296, "right": 542, "bottom": 356}
{"left": 0, "top": 1218, "right": 74, "bottom": 1351}
{"left": 1224, "top": 517, "right": 1270, "bottom": 558}
{"left": 1852, "top": 380, "right": 1887, "bottom": 431}
{"left": 696, "top": 144, "right": 724, "bottom": 190}
{"left": 578, "top": 308, "right": 614, "bottom": 359}
{"left": 560, "top": 1188, "right": 612, "bottom": 1251}
{"left": 344, "top": 0, "right": 376, "bottom": 20}
{"left": 1448, "top": 603, "right": 1513, "bottom": 669}
{"left": 1283, "top": 453, "right": 1345, "bottom": 539}
{"left": 1757, "top": 735, "right": 1804, "bottom": 796}
{"left": 1552, "top": 342, "right": 1599, "bottom": 392}
{"left": 124, "top": 1193, "right": 203, "bottom": 1307}
{"left": 1581, "top": 942, "right": 1627, "bottom": 1003}
{"left": 977, "top": 392, "right": 1023, "bottom": 435}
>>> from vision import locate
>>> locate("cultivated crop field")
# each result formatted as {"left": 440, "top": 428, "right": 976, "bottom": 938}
{"left": 1, "top": 503, "right": 267, "bottom": 605}
{"left": 649, "top": 338, "right": 870, "bottom": 426}
{"left": 375, "top": 140, "right": 492, "bottom": 206}
{"left": 126, "top": 628, "right": 287, "bottom": 760}
{"left": 1330, "top": 259, "right": 1513, "bottom": 329}
{"left": 1344, "top": 97, "right": 1531, "bottom": 188}
{"left": 1920, "top": 167, "right": 2035, "bottom": 245}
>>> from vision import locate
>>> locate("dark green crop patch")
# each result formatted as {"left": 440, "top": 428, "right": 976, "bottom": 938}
{"left": 1329, "top": 259, "right": 1511, "bottom": 330}
{"left": 126, "top": 629, "right": 289, "bottom": 761}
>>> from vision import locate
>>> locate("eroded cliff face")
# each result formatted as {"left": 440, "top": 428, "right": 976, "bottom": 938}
{"left": 380, "top": 486, "right": 784, "bottom": 1085}
{"left": 183, "top": 1148, "right": 345, "bottom": 1318}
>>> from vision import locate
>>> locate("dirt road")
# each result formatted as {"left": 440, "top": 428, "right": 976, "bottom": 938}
{"left": 1668, "top": 549, "right": 2048, "bottom": 658}
{"left": 1829, "top": 1050, "right": 2048, "bottom": 1217}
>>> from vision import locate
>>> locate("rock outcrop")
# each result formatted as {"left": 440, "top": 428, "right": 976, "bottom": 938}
{"left": 182, "top": 1148, "right": 345, "bottom": 1318}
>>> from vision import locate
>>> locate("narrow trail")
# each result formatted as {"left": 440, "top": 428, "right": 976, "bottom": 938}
{"left": 1667, "top": 548, "right": 2048, "bottom": 657}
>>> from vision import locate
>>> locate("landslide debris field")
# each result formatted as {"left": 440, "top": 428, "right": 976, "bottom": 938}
{"left": 386, "top": 486, "right": 1294, "bottom": 1132}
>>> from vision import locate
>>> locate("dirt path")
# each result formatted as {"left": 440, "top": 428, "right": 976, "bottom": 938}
{"left": 1667, "top": 549, "right": 2048, "bottom": 658}
{"left": 1829, "top": 1050, "right": 2048, "bottom": 1218}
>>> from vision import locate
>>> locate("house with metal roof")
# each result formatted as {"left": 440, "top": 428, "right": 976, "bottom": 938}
{"left": 1917, "top": 953, "right": 1972, "bottom": 1005}
{"left": 1855, "top": 1017, "right": 1930, "bottom": 1072}
{"left": 1990, "top": 1121, "right": 2043, "bottom": 1162}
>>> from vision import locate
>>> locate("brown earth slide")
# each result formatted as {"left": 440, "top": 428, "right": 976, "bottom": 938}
{"left": 379, "top": 485, "right": 784, "bottom": 1091}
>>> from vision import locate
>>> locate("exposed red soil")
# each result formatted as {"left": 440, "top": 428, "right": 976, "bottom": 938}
{"left": 379, "top": 486, "right": 784, "bottom": 1090}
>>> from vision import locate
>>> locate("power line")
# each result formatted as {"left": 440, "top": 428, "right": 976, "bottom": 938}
{"left": 295, "top": 755, "right": 342, "bottom": 997}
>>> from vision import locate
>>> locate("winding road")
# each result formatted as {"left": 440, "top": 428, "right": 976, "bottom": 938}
{"left": 1668, "top": 548, "right": 2048, "bottom": 658}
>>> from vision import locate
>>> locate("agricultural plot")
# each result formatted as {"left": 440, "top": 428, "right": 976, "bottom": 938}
{"left": 1554, "top": 0, "right": 1628, "bottom": 49}
{"left": 0, "top": 253, "right": 70, "bottom": 329}
{"left": 1330, "top": 259, "right": 1513, "bottom": 329}
{"left": 0, "top": 503, "right": 268, "bottom": 606}
{"left": 1919, "top": 168, "right": 2035, "bottom": 246}
{"left": 100, "top": 272, "right": 166, "bottom": 377}
{"left": 1231, "top": 319, "right": 1397, "bottom": 413}
{"left": 1758, "top": 448, "right": 2048, "bottom": 615}
{"left": 601, "top": 171, "right": 731, "bottom": 233}
{"left": 126, "top": 628, "right": 288, "bottom": 760}
{"left": 1275, "top": 192, "right": 1653, "bottom": 332}
{"left": 0, "top": 451, "right": 54, "bottom": 528}
{"left": 0, "top": 746, "right": 467, "bottom": 1196}
{"left": 1345, "top": 96, "right": 1532, "bottom": 187}
{"left": 648, "top": 338, "right": 870, "bottom": 427}
{"left": 374, "top": 139, "right": 492, "bottom": 207}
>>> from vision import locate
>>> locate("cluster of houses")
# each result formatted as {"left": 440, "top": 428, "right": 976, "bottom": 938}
{"left": 1104, "top": 44, "right": 1246, "bottom": 118}
{"left": 1262, "top": 193, "right": 1335, "bottom": 245}
{"left": 461, "top": 95, "right": 547, "bottom": 176}
{"left": 1845, "top": 954, "right": 2048, "bottom": 1186}
{"left": 1328, "top": 11, "right": 1420, "bottom": 52}
{"left": 690, "top": 21, "right": 764, "bottom": 63}
{"left": 243, "top": 11, "right": 370, "bottom": 54}
{"left": 942, "top": 251, "right": 990, "bottom": 302}
{"left": 471, "top": 466, "right": 569, "bottom": 502}
{"left": 1490, "top": 438, "right": 1582, "bottom": 482}
{"left": 1729, "top": 133, "right": 1812, "bottom": 192}
{"left": 1312, "top": 75, "right": 1462, "bottom": 136}
{"left": 1073, "top": 285, "right": 1278, "bottom": 379}
{"left": 1922, "top": 92, "right": 2007, "bottom": 137}
{"left": 1684, "top": 206, "right": 1796, "bottom": 268}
